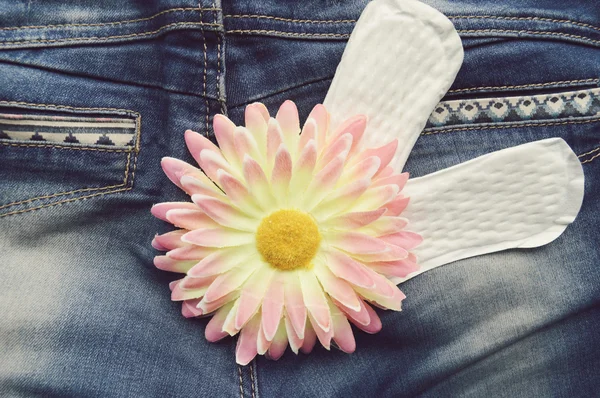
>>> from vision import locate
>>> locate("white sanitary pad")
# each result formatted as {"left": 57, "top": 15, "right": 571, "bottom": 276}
{"left": 324, "top": 0, "right": 585, "bottom": 281}
{"left": 396, "top": 138, "right": 585, "bottom": 282}
{"left": 324, "top": 0, "right": 464, "bottom": 171}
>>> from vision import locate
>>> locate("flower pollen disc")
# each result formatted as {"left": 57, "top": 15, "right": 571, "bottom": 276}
{"left": 256, "top": 209, "right": 321, "bottom": 271}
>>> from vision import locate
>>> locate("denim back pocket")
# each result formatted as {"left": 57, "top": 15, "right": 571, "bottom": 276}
{"left": 0, "top": 101, "right": 140, "bottom": 217}
{"left": 404, "top": 86, "right": 600, "bottom": 178}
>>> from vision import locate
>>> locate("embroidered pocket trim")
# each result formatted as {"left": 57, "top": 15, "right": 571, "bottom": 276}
{"left": 0, "top": 113, "right": 136, "bottom": 147}
{"left": 427, "top": 86, "right": 600, "bottom": 128}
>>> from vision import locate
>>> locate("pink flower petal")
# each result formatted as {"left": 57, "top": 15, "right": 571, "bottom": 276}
{"left": 359, "top": 216, "right": 409, "bottom": 236}
{"left": 298, "top": 118, "right": 316, "bottom": 152}
{"left": 328, "top": 114, "right": 366, "bottom": 156}
{"left": 271, "top": 145, "right": 292, "bottom": 193}
{"left": 205, "top": 303, "right": 233, "bottom": 342}
{"left": 198, "top": 290, "right": 239, "bottom": 314}
{"left": 171, "top": 279, "right": 211, "bottom": 301}
{"left": 357, "top": 139, "right": 398, "bottom": 177}
{"left": 180, "top": 274, "right": 217, "bottom": 290}
{"left": 284, "top": 316, "right": 303, "bottom": 354}
{"left": 184, "top": 129, "right": 220, "bottom": 166}
{"left": 349, "top": 243, "right": 409, "bottom": 262}
{"left": 244, "top": 103, "right": 268, "bottom": 152}
{"left": 266, "top": 118, "right": 284, "bottom": 165}
{"left": 191, "top": 194, "right": 255, "bottom": 231}
{"left": 308, "top": 312, "right": 333, "bottom": 350}
{"left": 152, "top": 229, "right": 187, "bottom": 251}
{"left": 330, "top": 301, "right": 356, "bottom": 354}
{"left": 249, "top": 102, "right": 270, "bottom": 121}
{"left": 182, "top": 228, "right": 254, "bottom": 248}
{"left": 199, "top": 149, "right": 237, "bottom": 182}
{"left": 339, "top": 155, "right": 381, "bottom": 186}
{"left": 307, "top": 104, "right": 329, "bottom": 151}
{"left": 351, "top": 184, "right": 399, "bottom": 212}
{"left": 257, "top": 323, "right": 272, "bottom": 355}
{"left": 234, "top": 126, "right": 262, "bottom": 164}
{"left": 222, "top": 299, "right": 241, "bottom": 336}
{"left": 267, "top": 320, "right": 289, "bottom": 361}
{"left": 334, "top": 297, "right": 371, "bottom": 326}
{"left": 179, "top": 175, "right": 225, "bottom": 198}
{"left": 182, "top": 298, "right": 203, "bottom": 318}
{"left": 151, "top": 202, "right": 198, "bottom": 222}
{"left": 355, "top": 281, "right": 406, "bottom": 311}
{"left": 161, "top": 157, "right": 218, "bottom": 195}
{"left": 284, "top": 274, "right": 307, "bottom": 339}
{"left": 235, "top": 315, "right": 261, "bottom": 366}
{"left": 262, "top": 275, "right": 285, "bottom": 341}
{"left": 275, "top": 100, "right": 300, "bottom": 145}
{"left": 204, "top": 266, "right": 255, "bottom": 303}
{"left": 187, "top": 248, "right": 246, "bottom": 277}
{"left": 379, "top": 231, "right": 423, "bottom": 250}
{"left": 314, "top": 265, "right": 361, "bottom": 311}
{"left": 325, "top": 250, "right": 375, "bottom": 289}
{"left": 366, "top": 253, "right": 420, "bottom": 278}
{"left": 300, "top": 322, "right": 317, "bottom": 354}
{"left": 318, "top": 133, "right": 352, "bottom": 170}
{"left": 290, "top": 139, "right": 317, "bottom": 196}
{"left": 323, "top": 209, "right": 386, "bottom": 230}
{"left": 165, "top": 209, "right": 218, "bottom": 230}
{"left": 154, "top": 256, "right": 195, "bottom": 273}
{"left": 213, "top": 114, "right": 239, "bottom": 166}
{"left": 243, "top": 155, "right": 275, "bottom": 209}
{"left": 299, "top": 271, "right": 331, "bottom": 332}
{"left": 167, "top": 245, "right": 213, "bottom": 261}
{"left": 350, "top": 302, "right": 382, "bottom": 334}
{"left": 382, "top": 196, "right": 410, "bottom": 216}
{"left": 329, "top": 231, "right": 387, "bottom": 254}
{"left": 235, "top": 268, "right": 274, "bottom": 330}
{"left": 372, "top": 172, "right": 409, "bottom": 190}
{"left": 313, "top": 178, "right": 371, "bottom": 219}
{"left": 303, "top": 155, "right": 345, "bottom": 210}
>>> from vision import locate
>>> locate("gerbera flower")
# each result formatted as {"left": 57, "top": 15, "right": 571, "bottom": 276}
{"left": 152, "top": 100, "right": 422, "bottom": 365}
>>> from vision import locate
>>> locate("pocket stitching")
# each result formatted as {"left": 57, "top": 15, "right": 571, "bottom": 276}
{"left": 0, "top": 101, "right": 141, "bottom": 217}
{"left": 422, "top": 115, "right": 600, "bottom": 135}
{"left": 579, "top": 146, "right": 600, "bottom": 164}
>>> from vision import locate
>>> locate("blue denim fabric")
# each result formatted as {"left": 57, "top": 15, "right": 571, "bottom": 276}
{"left": 0, "top": 1, "right": 599, "bottom": 397}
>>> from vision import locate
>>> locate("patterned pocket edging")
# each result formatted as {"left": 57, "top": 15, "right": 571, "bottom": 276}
{"left": 426, "top": 87, "right": 600, "bottom": 129}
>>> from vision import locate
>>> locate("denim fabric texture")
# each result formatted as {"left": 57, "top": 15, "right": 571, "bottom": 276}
{"left": 0, "top": 0, "right": 599, "bottom": 397}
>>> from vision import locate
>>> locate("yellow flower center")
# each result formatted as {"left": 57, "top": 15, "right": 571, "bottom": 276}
{"left": 255, "top": 209, "right": 321, "bottom": 271}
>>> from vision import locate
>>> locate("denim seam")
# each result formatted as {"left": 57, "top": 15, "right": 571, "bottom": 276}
{"left": 578, "top": 146, "right": 600, "bottom": 158}
{"left": 582, "top": 151, "right": 600, "bottom": 164}
{"left": 226, "top": 30, "right": 349, "bottom": 38}
{"left": 0, "top": 141, "right": 132, "bottom": 152}
{"left": 447, "top": 78, "right": 600, "bottom": 94}
{"left": 224, "top": 14, "right": 356, "bottom": 24}
{"left": 448, "top": 15, "right": 600, "bottom": 33}
{"left": 214, "top": 1, "right": 226, "bottom": 115}
{"left": 422, "top": 115, "right": 600, "bottom": 134}
{"left": 579, "top": 146, "right": 600, "bottom": 164}
{"left": 456, "top": 29, "right": 600, "bottom": 46}
{"left": 0, "top": 187, "right": 132, "bottom": 217}
{"left": 0, "top": 7, "right": 221, "bottom": 31}
{"left": 250, "top": 362, "right": 256, "bottom": 398}
{"left": 0, "top": 100, "right": 141, "bottom": 217}
{"left": 0, "top": 22, "right": 221, "bottom": 46}
{"left": 226, "top": 28, "right": 600, "bottom": 45}
{"left": 237, "top": 365, "right": 244, "bottom": 398}
{"left": 199, "top": 6, "right": 210, "bottom": 136}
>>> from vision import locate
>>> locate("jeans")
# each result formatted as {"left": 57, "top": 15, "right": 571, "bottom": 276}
{"left": 0, "top": 0, "right": 598, "bottom": 397}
